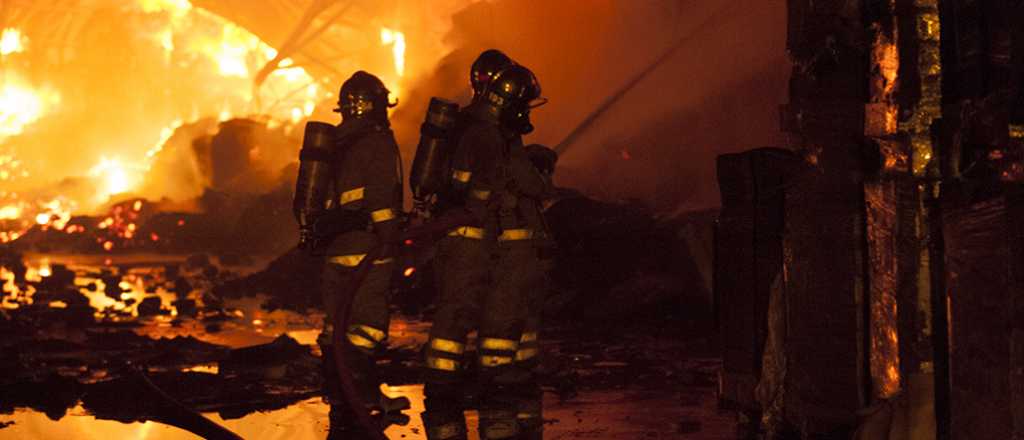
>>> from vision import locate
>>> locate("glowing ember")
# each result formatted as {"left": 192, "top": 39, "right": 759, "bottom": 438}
{"left": 403, "top": 267, "right": 416, "bottom": 277}
{"left": 39, "top": 198, "right": 74, "bottom": 230}
{"left": 38, "top": 259, "right": 51, "bottom": 278}
{"left": 0, "top": 28, "right": 26, "bottom": 56}
{"left": 0, "top": 204, "right": 21, "bottom": 220}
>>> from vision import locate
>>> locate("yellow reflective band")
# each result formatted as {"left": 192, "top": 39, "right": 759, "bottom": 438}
{"left": 498, "top": 229, "right": 533, "bottom": 241}
{"left": 346, "top": 332, "right": 377, "bottom": 349}
{"left": 479, "top": 355, "right": 514, "bottom": 367}
{"left": 329, "top": 254, "right": 364, "bottom": 267}
{"left": 520, "top": 332, "right": 538, "bottom": 343}
{"left": 370, "top": 208, "right": 396, "bottom": 223}
{"left": 328, "top": 254, "right": 394, "bottom": 267}
{"left": 452, "top": 169, "right": 472, "bottom": 183}
{"left": 517, "top": 411, "right": 540, "bottom": 420}
{"left": 352, "top": 324, "right": 386, "bottom": 342}
{"left": 429, "top": 338, "right": 466, "bottom": 355}
{"left": 470, "top": 189, "right": 492, "bottom": 200}
{"left": 426, "top": 356, "right": 460, "bottom": 371}
{"left": 448, "top": 226, "right": 485, "bottom": 239}
{"left": 339, "top": 187, "right": 365, "bottom": 205}
{"left": 515, "top": 347, "right": 539, "bottom": 361}
{"left": 481, "top": 337, "right": 519, "bottom": 351}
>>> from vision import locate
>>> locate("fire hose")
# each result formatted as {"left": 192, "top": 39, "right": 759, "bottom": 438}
{"left": 330, "top": 210, "right": 476, "bottom": 439}
{"left": 125, "top": 211, "right": 472, "bottom": 440}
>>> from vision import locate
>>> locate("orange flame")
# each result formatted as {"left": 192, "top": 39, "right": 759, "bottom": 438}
{"left": 0, "top": 73, "right": 61, "bottom": 139}
{"left": 380, "top": 27, "right": 407, "bottom": 101}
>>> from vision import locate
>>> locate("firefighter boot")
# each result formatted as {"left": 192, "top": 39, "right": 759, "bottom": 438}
{"left": 321, "top": 343, "right": 371, "bottom": 437}
{"left": 343, "top": 343, "right": 411, "bottom": 422}
{"left": 423, "top": 388, "right": 469, "bottom": 440}
{"left": 478, "top": 393, "right": 520, "bottom": 440}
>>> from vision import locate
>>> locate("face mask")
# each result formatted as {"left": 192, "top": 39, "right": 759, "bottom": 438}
{"left": 504, "top": 106, "right": 534, "bottom": 134}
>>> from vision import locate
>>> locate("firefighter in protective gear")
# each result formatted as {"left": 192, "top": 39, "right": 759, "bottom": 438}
{"left": 470, "top": 49, "right": 515, "bottom": 101}
{"left": 426, "top": 49, "right": 517, "bottom": 217}
{"left": 518, "top": 143, "right": 557, "bottom": 376}
{"left": 422, "top": 64, "right": 553, "bottom": 440}
{"left": 294, "top": 70, "right": 407, "bottom": 435}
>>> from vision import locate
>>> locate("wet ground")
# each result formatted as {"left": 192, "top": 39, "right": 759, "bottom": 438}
{"left": 0, "top": 253, "right": 735, "bottom": 439}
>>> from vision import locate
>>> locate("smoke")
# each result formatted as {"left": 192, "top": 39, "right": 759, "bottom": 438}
{"left": 3, "top": 0, "right": 788, "bottom": 221}
{"left": 393, "top": 0, "right": 790, "bottom": 212}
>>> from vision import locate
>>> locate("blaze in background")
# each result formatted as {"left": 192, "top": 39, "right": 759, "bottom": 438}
{"left": 380, "top": 28, "right": 407, "bottom": 77}
{"left": 0, "top": 1, "right": 327, "bottom": 243}
{"left": 380, "top": 27, "right": 407, "bottom": 101}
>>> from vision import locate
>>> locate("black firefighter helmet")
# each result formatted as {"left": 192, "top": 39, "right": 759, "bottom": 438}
{"left": 481, "top": 64, "right": 544, "bottom": 134}
{"left": 470, "top": 49, "right": 515, "bottom": 101}
{"left": 334, "top": 71, "right": 395, "bottom": 124}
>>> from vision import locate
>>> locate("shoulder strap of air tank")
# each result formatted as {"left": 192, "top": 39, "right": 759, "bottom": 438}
{"left": 334, "top": 123, "right": 377, "bottom": 151}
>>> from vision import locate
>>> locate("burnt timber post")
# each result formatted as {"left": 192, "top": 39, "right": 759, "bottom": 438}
{"left": 781, "top": 1, "right": 872, "bottom": 436}
{"left": 936, "top": 0, "right": 1024, "bottom": 439}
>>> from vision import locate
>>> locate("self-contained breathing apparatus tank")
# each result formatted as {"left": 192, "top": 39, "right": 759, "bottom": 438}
{"left": 294, "top": 121, "right": 337, "bottom": 230}
{"left": 409, "top": 97, "right": 461, "bottom": 208}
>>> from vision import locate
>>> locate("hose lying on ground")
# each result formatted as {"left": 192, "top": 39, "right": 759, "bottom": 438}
{"left": 134, "top": 368, "right": 244, "bottom": 440}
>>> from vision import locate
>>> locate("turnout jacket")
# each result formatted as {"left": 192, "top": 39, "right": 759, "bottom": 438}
{"left": 327, "top": 119, "right": 403, "bottom": 257}
{"left": 446, "top": 114, "right": 552, "bottom": 240}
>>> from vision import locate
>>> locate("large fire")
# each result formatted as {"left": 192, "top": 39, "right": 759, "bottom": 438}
{"left": 0, "top": 1, "right": 337, "bottom": 243}
{"left": 0, "top": 0, "right": 426, "bottom": 248}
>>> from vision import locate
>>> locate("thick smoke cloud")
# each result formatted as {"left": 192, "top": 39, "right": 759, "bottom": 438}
{"left": 393, "top": 0, "right": 789, "bottom": 212}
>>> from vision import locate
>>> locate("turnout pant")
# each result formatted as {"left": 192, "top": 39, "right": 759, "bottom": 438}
{"left": 424, "top": 234, "right": 544, "bottom": 386}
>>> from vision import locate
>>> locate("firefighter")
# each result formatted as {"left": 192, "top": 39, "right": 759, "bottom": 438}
{"left": 517, "top": 143, "right": 558, "bottom": 377}
{"left": 422, "top": 64, "right": 552, "bottom": 440}
{"left": 293, "top": 70, "right": 407, "bottom": 436}
{"left": 427, "top": 49, "right": 517, "bottom": 216}
{"left": 470, "top": 49, "right": 515, "bottom": 102}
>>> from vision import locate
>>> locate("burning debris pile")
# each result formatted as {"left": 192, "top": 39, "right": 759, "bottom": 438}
{"left": 4, "top": 116, "right": 303, "bottom": 257}
{"left": 0, "top": 0, "right": 404, "bottom": 252}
